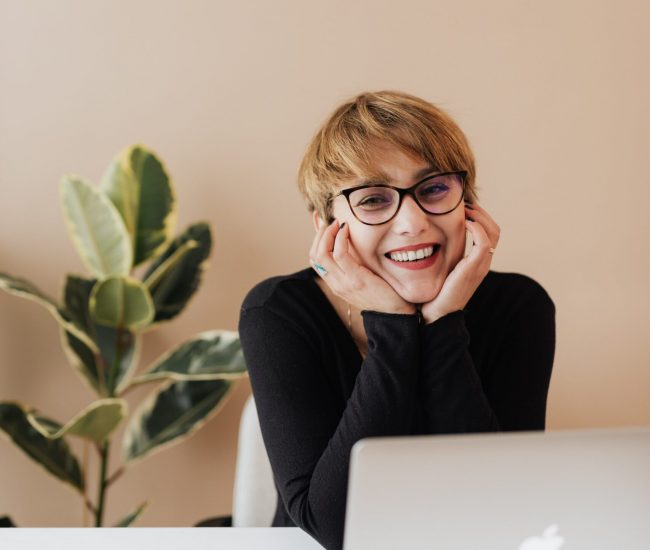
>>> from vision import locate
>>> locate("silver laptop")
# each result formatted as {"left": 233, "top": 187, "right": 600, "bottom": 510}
{"left": 343, "top": 427, "right": 650, "bottom": 550}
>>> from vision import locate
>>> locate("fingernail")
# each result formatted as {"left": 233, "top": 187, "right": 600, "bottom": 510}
{"left": 340, "top": 222, "right": 346, "bottom": 229}
{"left": 464, "top": 204, "right": 474, "bottom": 210}
{"left": 466, "top": 216, "right": 475, "bottom": 222}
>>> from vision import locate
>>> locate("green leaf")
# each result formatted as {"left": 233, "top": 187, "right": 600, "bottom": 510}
{"left": 90, "top": 276, "right": 154, "bottom": 331}
{"left": 63, "top": 276, "right": 140, "bottom": 395}
{"left": 132, "top": 330, "right": 247, "bottom": 386}
{"left": 96, "top": 324, "right": 140, "bottom": 394}
{"left": 123, "top": 379, "right": 233, "bottom": 463}
{"left": 142, "top": 223, "right": 212, "bottom": 324}
{"left": 114, "top": 501, "right": 148, "bottom": 527}
{"left": 0, "top": 402, "right": 84, "bottom": 492}
{"left": 100, "top": 145, "right": 176, "bottom": 266}
{"left": 60, "top": 176, "right": 132, "bottom": 278}
{"left": 63, "top": 275, "right": 97, "bottom": 333}
{"left": 143, "top": 239, "right": 199, "bottom": 291}
{"left": 0, "top": 271, "right": 98, "bottom": 354}
{"left": 60, "top": 330, "right": 104, "bottom": 395}
{"left": 61, "top": 276, "right": 104, "bottom": 393}
{"left": 27, "top": 399, "right": 127, "bottom": 443}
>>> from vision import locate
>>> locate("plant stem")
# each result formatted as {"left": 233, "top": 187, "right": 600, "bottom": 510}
{"left": 82, "top": 441, "right": 90, "bottom": 527}
{"left": 106, "top": 466, "right": 125, "bottom": 487}
{"left": 95, "top": 325, "right": 125, "bottom": 526}
{"left": 95, "top": 441, "right": 110, "bottom": 527}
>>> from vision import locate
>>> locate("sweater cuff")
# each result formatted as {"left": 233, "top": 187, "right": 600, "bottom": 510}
{"left": 420, "top": 310, "right": 469, "bottom": 353}
{"left": 361, "top": 310, "right": 420, "bottom": 356}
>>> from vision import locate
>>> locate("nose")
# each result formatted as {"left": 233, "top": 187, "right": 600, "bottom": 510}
{"left": 391, "top": 195, "right": 430, "bottom": 235}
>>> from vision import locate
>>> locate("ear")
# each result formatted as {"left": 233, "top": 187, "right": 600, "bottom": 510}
{"left": 312, "top": 210, "right": 325, "bottom": 232}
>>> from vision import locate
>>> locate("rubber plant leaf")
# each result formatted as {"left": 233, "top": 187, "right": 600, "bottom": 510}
{"left": 60, "top": 330, "right": 104, "bottom": 395}
{"left": 0, "top": 402, "right": 84, "bottom": 492}
{"left": 142, "top": 223, "right": 212, "bottom": 324}
{"left": 60, "top": 175, "right": 132, "bottom": 278}
{"left": 114, "top": 502, "right": 148, "bottom": 527}
{"left": 63, "top": 275, "right": 140, "bottom": 395}
{"left": 122, "top": 379, "right": 233, "bottom": 463}
{"left": 132, "top": 330, "right": 247, "bottom": 386}
{"left": 100, "top": 145, "right": 176, "bottom": 266}
{"left": 0, "top": 271, "right": 98, "bottom": 353}
{"left": 89, "top": 275, "right": 154, "bottom": 331}
{"left": 27, "top": 399, "right": 127, "bottom": 443}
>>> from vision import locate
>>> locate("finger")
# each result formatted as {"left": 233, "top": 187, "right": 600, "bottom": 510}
{"left": 309, "top": 220, "right": 329, "bottom": 262}
{"left": 464, "top": 204, "right": 500, "bottom": 247}
{"left": 464, "top": 202, "right": 497, "bottom": 230}
{"left": 332, "top": 223, "right": 369, "bottom": 277}
{"left": 332, "top": 222, "right": 352, "bottom": 272}
{"left": 316, "top": 219, "right": 339, "bottom": 261}
{"left": 314, "top": 220, "right": 346, "bottom": 278}
{"left": 465, "top": 218, "right": 494, "bottom": 263}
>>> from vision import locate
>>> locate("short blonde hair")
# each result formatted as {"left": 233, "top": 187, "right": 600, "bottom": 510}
{"left": 298, "top": 90, "right": 478, "bottom": 221}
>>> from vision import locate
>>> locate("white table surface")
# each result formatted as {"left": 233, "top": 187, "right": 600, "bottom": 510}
{"left": 0, "top": 527, "right": 325, "bottom": 549}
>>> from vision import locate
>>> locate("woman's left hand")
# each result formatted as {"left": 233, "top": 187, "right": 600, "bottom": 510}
{"left": 420, "top": 202, "right": 500, "bottom": 324}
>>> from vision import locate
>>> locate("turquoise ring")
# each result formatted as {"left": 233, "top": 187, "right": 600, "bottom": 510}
{"left": 312, "top": 262, "right": 328, "bottom": 276}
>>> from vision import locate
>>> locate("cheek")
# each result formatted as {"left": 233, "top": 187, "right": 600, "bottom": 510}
{"left": 347, "top": 227, "right": 383, "bottom": 266}
{"left": 438, "top": 216, "right": 467, "bottom": 271}
{"left": 446, "top": 215, "right": 468, "bottom": 255}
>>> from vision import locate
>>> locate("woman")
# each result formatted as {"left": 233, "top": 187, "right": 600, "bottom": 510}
{"left": 239, "top": 91, "right": 555, "bottom": 550}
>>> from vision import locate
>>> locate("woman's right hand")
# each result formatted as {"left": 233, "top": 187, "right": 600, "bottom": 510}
{"left": 309, "top": 220, "right": 416, "bottom": 315}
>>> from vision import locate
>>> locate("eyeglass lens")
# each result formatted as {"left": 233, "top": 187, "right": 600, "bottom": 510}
{"left": 348, "top": 173, "right": 464, "bottom": 225}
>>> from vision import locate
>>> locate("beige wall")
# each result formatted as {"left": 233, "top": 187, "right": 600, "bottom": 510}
{"left": 1, "top": 0, "right": 648, "bottom": 527}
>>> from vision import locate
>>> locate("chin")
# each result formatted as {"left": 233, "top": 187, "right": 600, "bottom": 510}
{"left": 394, "top": 280, "right": 442, "bottom": 305}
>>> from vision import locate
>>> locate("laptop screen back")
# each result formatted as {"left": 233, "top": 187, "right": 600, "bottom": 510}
{"left": 343, "top": 427, "right": 650, "bottom": 550}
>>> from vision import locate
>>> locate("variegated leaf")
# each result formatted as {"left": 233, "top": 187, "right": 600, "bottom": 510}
{"left": 63, "top": 275, "right": 140, "bottom": 395}
{"left": 27, "top": 399, "right": 127, "bottom": 443}
{"left": 132, "top": 330, "right": 246, "bottom": 386}
{"left": 89, "top": 276, "right": 154, "bottom": 331}
{"left": 122, "top": 379, "right": 233, "bottom": 463}
{"left": 0, "top": 271, "right": 98, "bottom": 353}
{"left": 114, "top": 501, "right": 148, "bottom": 527}
{"left": 100, "top": 145, "right": 176, "bottom": 266}
{"left": 0, "top": 402, "right": 84, "bottom": 492}
{"left": 60, "top": 176, "right": 132, "bottom": 278}
{"left": 142, "top": 223, "right": 211, "bottom": 324}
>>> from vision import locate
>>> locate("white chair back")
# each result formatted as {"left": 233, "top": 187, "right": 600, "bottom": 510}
{"left": 232, "top": 395, "right": 278, "bottom": 527}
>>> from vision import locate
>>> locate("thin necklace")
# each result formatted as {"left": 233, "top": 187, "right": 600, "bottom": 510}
{"left": 347, "top": 303, "right": 367, "bottom": 358}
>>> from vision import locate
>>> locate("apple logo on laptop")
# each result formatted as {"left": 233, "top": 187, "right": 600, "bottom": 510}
{"left": 518, "top": 524, "right": 565, "bottom": 550}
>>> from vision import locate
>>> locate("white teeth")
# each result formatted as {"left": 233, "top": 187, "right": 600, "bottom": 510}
{"left": 388, "top": 245, "right": 437, "bottom": 262}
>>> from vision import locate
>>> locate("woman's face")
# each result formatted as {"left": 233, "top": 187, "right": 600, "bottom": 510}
{"left": 328, "top": 143, "right": 467, "bottom": 304}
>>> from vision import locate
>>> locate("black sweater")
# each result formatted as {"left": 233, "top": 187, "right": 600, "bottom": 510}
{"left": 239, "top": 268, "right": 556, "bottom": 550}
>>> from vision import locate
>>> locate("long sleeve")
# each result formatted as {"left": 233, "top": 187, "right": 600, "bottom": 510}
{"left": 415, "top": 273, "right": 556, "bottom": 434}
{"left": 239, "top": 303, "right": 420, "bottom": 550}
{"left": 415, "top": 311, "right": 500, "bottom": 433}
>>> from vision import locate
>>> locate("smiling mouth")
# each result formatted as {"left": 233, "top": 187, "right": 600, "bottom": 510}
{"left": 385, "top": 244, "right": 441, "bottom": 263}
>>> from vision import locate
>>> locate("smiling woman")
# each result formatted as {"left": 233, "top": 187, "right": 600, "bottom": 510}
{"left": 238, "top": 91, "right": 556, "bottom": 550}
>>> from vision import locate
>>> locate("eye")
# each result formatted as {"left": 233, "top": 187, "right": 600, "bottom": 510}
{"left": 417, "top": 181, "right": 450, "bottom": 202}
{"left": 357, "top": 195, "right": 390, "bottom": 207}
{"left": 351, "top": 188, "right": 395, "bottom": 210}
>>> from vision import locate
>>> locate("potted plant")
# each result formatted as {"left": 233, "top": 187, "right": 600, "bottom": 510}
{"left": 0, "top": 145, "right": 247, "bottom": 527}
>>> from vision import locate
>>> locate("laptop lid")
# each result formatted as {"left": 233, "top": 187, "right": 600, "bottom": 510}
{"left": 343, "top": 427, "right": 650, "bottom": 550}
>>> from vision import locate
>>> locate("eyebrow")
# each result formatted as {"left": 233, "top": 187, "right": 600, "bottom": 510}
{"left": 358, "top": 164, "right": 439, "bottom": 186}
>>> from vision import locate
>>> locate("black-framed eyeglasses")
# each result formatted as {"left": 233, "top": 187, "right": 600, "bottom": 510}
{"left": 329, "top": 170, "right": 467, "bottom": 226}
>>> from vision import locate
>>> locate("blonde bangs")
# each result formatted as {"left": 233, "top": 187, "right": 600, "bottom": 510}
{"left": 298, "top": 91, "right": 477, "bottom": 220}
